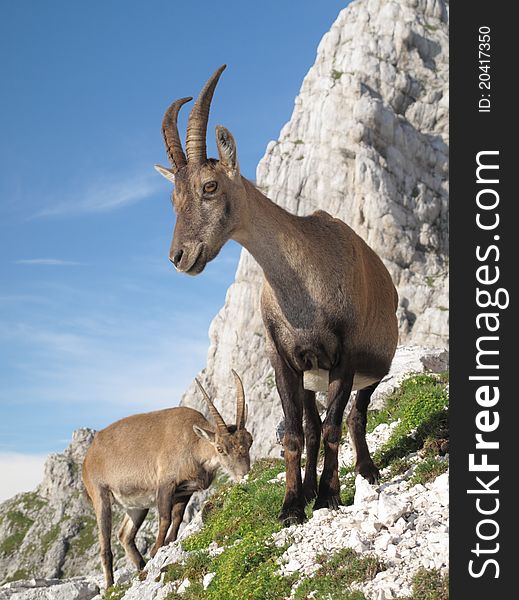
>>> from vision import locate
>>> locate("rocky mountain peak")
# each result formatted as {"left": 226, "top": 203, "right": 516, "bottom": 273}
{"left": 39, "top": 429, "right": 95, "bottom": 500}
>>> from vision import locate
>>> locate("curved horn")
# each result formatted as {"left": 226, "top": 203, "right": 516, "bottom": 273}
{"left": 186, "top": 65, "right": 226, "bottom": 164}
{"left": 162, "top": 97, "right": 192, "bottom": 172}
{"left": 232, "top": 369, "right": 246, "bottom": 430}
{"left": 195, "top": 378, "right": 228, "bottom": 434}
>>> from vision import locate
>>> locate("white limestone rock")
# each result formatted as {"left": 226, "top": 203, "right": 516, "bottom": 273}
{"left": 354, "top": 474, "right": 379, "bottom": 506}
{"left": 0, "top": 577, "right": 99, "bottom": 600}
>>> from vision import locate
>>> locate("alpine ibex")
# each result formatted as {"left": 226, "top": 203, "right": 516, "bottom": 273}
{"left": 155, "top": 65, "right": 398, "bottom": 525}
{"left": 82, "top": 371, "right": 252, "bottom": 588}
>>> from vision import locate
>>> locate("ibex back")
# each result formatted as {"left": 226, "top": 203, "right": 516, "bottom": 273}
{"left": 82, "top": 371, "right": 252, "bottom": 587}
{"left": 155, "top": 65, "right": 398, "bottom": 525}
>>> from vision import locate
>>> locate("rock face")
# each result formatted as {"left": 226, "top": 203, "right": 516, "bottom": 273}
{"left": 180, "top": 0, "right": 449, "bottom": 458}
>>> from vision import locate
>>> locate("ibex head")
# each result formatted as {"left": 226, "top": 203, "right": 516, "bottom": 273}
{"left": 193, "top": 370, "right": 252, "bottom": 481}
{"left": 155, "top": 65, "right": 246, "bottom": 275}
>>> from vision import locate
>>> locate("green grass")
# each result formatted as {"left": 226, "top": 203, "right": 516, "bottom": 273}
{"left": 338, "top": 467, "right": 356, "bottom": 506}
{"left": 382, "top": 457, "right": 412, "bottom": 481}
{"left": 105, "top": 583, "right": 131, "bottom": 600}
{"left": 41, "top": 524, "right": 61, "bottom": 553}
{"left": 396, "top": 568, "right": 449, "bottom": 600}
{"left": 68, "top": 516, "right": 97, "bottom": 554}
{"left": 163, "top": 551, "right": 211, "bottom": 585}
{"left": 184, "top": 459, "right": 287, "bottom": 550}
{"left": 3, "top": 568, "right": 31, "bottom": 583}
{"left": 167, "top": 533, "right": 293, "bottom": 600}
{"left": 206, "top": 536, "right": 293, "bottom": 600}
{"left": 160, "top": 459, "right": 295, "bottom": 599}
{"left": 335, "top": 374, "right": 448, "bottom": 504}
{"left": 20, "top": 492, "right": 47, "bottom": 512}
{"left": 410, "top": 455, "right": 448, "bottom": 486}
{"left": 331, "top": 69, "right": 343, "bottom": 80}
{"left": 368, "top": 374, "right": 449, "bottom": 469}
{"left": 158, "top": 375, "right": 449, "bottom": 599}
{"left": 294, "top": 548, "right": 382, "bottom": 599}
{"left": 0, "top": 510, "right": 34, "bottom": 556}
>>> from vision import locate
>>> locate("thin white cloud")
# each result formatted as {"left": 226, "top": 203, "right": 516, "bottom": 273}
{"left": 33, "top": 173, "right": 161, "bottom": 218}
{"left": 14, "top": 258, "right": 85, "bottom": 266}
{"left": 0, "top": 453, "right": 46, "bottom": 503}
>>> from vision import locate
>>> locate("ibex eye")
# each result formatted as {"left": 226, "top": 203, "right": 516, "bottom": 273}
{"left": 216, "top": 446, "right": 224, "bottom": 453}
{"left": 203, "top": 181, "right": 218, "bottom": 194}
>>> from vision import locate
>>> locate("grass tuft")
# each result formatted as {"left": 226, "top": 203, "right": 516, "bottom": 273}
{"left": 184, "top": 459, "right": 287, "bottom": 550}
{"left": 294, "top": 548, "right": 382, "bottom": 599}
{"left": 0, "top": 510, "right": 34, "bottom": 557}
{"left": 105, "top": 582, "right": 131, "bottom": 600}
{"left": 395, "top": 568, "right": 449, "bottom": 600}
{"left": 368, "top": 374, "right": 448, "bottom": 469}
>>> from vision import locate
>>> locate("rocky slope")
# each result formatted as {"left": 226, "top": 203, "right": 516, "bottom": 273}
{"left": 0, "top": 346, "right": 447, "bottom": 590}
{"left": 0, "top": 370, "right": 449, "bottom": 600}
{"left": 79, "top": 372, "right": 448, "bottom": 600}
{"left": 180, "top": 0, "right": 449, "bottom": 460}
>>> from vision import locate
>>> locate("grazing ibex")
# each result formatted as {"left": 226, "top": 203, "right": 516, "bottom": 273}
{"left": 82, "top": 371, "right": 252, "bottom": 588}
{"left": 155, "top": 65, "right": 398, "bottom": 525}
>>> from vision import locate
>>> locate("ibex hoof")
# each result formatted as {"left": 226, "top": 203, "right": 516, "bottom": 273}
{"left": 278, "top": 506, "right": 306, "bottom": 526}
{"left": 303, "top": 485, "right": 318, "bottom": 505}
{"left": 314, "top": 493, "right": 341, "bottom": 511}
{"left": 356, "top": 460, "right": 380, "bottom": 485}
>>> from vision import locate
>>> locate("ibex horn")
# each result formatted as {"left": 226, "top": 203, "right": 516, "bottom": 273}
{"left": 232, "top": 369, "right": 246, "bottom": 430}
{"left": 195, "top": 378, "right": 228, "bottom": 434}
{"left": 162, "top": 96, "right": 192, "bottom": 172}
{"left": 185, "top": 64, "right": 226, "bottom": 164}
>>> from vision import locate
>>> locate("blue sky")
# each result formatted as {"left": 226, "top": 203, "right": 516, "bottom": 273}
{"left": 0, "top": 0, "right": 347, "bottom": 499}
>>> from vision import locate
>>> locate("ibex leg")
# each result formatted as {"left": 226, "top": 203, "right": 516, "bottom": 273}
{"left": 92, "top": 486, "right": 114, "bottom": 588}
{"left": 272, "top": 354, "right": 306, "bottom": 525}
{"left": 302, "top": 390, "right": 321, "bottom": 503}
{"left": 118, "top": 508, "right": 149, "bottom": 570}
{"left": 315, "top": 371, "right": 354, "bottom": 510}
{"left": 347, "top": 381, "right": 380, "bottom": 483}
{"left": 165, "top": 494, "right": 192, "bottom": 544}
{"left": 150, "top": 483, "right": 175, "bottom": 557}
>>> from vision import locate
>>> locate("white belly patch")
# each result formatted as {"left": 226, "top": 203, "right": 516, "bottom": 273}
{"left": 303, "top": 368, "right": 379, "bottom": 393}
{"left": 112, "top": 490, "right": 155, "bottom": 510}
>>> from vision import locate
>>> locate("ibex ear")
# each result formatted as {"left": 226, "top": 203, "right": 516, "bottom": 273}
{"left": 154, "top": 164, "right": 176, "bottom": 184}
{"left": 215, "top": 126, "right": 239, "bottom": 177}
{"left": 193, "top": 424, "right": 215, "bottom": 443}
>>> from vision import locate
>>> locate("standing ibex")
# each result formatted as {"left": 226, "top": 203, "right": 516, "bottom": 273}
{"left": 155, "top": 65, "right": 398, "bottom": 525}
{"left": 82, "top": 371, "right": 252, "bottom": 588}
